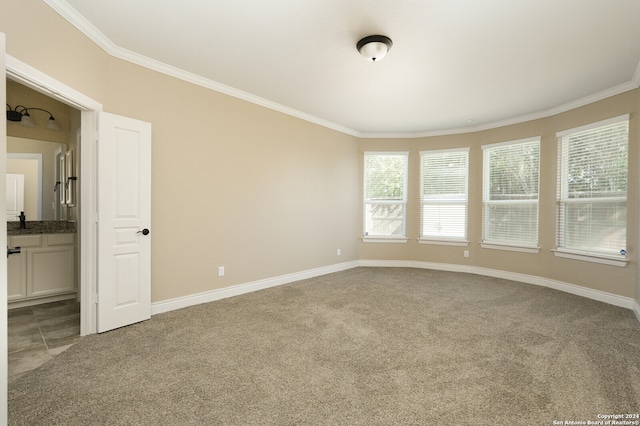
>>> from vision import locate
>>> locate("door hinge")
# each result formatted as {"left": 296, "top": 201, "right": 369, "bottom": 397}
{"left": 95, "top": 292, "right": 99, "bottom": 304}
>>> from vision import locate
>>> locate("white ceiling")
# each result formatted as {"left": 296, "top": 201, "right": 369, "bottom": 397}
{"left": 48, "top": 0, "right": 640, "bottom": 137}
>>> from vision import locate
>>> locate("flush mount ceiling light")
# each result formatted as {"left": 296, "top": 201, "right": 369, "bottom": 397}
{"left": 357, "top": 35, "right": 393, "bottom": 62}
{"left": 6, "top": 104, "right": 61, "bottom": 130}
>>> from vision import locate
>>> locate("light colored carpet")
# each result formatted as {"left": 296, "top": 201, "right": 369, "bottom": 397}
{"left": 8, "top": 267, "right": 640, "bottom": 425}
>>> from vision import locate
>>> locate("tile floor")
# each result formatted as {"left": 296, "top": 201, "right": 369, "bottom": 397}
{"left": 8, "top": 299, "right": 82, "bottom": 384}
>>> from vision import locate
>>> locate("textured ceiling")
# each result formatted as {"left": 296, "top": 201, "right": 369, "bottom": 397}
{"left": 49, "top": 0, "right": 640, "bottom": 137}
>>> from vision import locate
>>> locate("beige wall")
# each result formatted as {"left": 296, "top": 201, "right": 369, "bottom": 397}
{"left": 360, "top": 89, "right": 639, "bottom": 299}
{"left": 1, "top": 1, "right": 638, "bottom": 308}
{"left": 102, "top": 56, "right": 361, "bottom": 302}
{"left": 1, "top": 1, "right": 361, "bottom": 303}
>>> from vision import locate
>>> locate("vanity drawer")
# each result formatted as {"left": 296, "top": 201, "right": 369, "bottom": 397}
{"left": 48, "top": 233, "right": 76, "bottom": 246}
{"left": 9, "top": 235, "right": 43, "bottom": 248}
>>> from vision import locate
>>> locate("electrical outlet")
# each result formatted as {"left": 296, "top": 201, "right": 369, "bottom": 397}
{"left": 218, "top": 266, "right": 225, "bottom": 277}
{"left": 337, "top": 248, "right": 341, "bottom": 256}
{"left": 464, "top": 250, "right": 469, "bottom": 258}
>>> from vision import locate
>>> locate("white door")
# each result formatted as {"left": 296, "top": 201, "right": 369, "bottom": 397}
{"left": 97, "top": 112, "right": 152, "bottom": 333}
{"left": 6, "top": 173, "right": 24, "bottom": 221}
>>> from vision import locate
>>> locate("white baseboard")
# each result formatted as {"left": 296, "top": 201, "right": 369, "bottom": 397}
{"left": 357, "top": 259, "right": 636, "bottom": 310}
{"left": 151, "top": 258, "right": 639, "bottom": 323}
{"left": 151, "top": 261, "right": 359, "bottom": 315}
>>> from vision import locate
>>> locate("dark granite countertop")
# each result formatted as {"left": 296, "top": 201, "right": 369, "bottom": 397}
{"left": 7, "top": 221, "right": 77, "bottom": 235}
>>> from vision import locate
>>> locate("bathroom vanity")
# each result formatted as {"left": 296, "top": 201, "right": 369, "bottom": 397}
{"left": 7, "top": 221, "right": 77, "bottom": 308}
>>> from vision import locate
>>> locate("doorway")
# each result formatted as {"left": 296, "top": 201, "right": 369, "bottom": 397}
{"left": 6, "top": 79, "right": 83, "bottom": 380}
{"left": 6, "top": 54, "right": 103, "bottom": 337}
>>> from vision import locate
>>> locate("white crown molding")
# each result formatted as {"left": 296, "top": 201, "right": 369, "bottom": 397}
{"left": 360, "top": 78, "right": 640, "bottom": 139}
{"left": 44, "top": 0, "right": 120, "bottom": 57}
{"left": 45, "top": 0, "right": 640, "bottom": 140}
{"left": 633, "top": 60, "right": 640, "bottom": 87}
{"left": 6, "top": 54, "right": 103, "bottom": 112}
{"left": 43, "top": 0, "right": 360, "bottom": 137}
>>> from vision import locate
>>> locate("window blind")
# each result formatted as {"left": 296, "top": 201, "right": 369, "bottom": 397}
{"left": 363, "top": 152, "right": 408, "bottom": 237}
{"left": 557, "top": 118, "right": 628, "bottom": 255}
{"left": 420, "top": 148, "right": 468, "bottom": 240}
{"left": 482, "top": 138, "right": 540, "bottom": 246}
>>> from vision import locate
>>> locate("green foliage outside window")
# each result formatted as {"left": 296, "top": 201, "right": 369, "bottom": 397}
{"left": 566, "top": 130, "right": 627, "bottom": 198}
{"left": 488, "top": 142, "right": 540, "bottom": 200}
{"left": 364, "top": 155, "right": 406, "bottom": 200}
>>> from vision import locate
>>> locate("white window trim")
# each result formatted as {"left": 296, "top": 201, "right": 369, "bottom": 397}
{"left": 481, "top": 137, "right": 541, "bottom": 249}
{"left": 363, "top": 151, "right": 409, "bottom": 240}
{"left": 419, "top": 147, "right": 469, "bottom": 242}
{"left": 418, "top": 238, "right": 469, "bottom": 246}
{"left": 556, "top": 114, "right": 630, "bottom": 138}
{"left": 551, "top": 248, "right": 628, "bottom": 267}
{"left": 419, "top": 147, "right": 470, "bottom": 156}
{"left": 480, "top": 136, "right": 541, "bottom": 150}
{"left": 480, "top": 242, "right": 540, "bottom": 254}
{"left": 362, "top": 236, "right": 409, "bottom": 244}
{"left": 556, "top": 117, "right": 629, "bottom": 258}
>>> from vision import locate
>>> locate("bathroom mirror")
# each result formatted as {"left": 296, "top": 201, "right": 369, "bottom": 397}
{"left": 6, "top": 136, "right": 68, "bottom": 221}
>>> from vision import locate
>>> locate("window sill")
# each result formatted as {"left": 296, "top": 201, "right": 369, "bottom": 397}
{"left": 362, "top": 236, "right": 409, "bottom": 244}
{"left": 552, "top": 249, "right": 628, "bottom": 267}
{"left": 480, "top": 242, "right": 540, "bottom": 254}
{"left": 418, "top": 238, "right": 469, "bottom": 247}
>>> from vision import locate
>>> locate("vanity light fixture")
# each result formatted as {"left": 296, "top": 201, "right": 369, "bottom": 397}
{"left": 357, "top": 35, "right": 393, "bottom": 62}
{"left": 6, "top": 104, "right": 61, "bottom": 130}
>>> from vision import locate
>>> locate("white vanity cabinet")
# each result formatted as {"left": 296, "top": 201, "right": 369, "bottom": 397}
{"left": 7, "top": 233, "right": 76, "bottom": 305}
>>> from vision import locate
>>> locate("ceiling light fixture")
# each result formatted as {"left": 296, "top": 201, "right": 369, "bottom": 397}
{"left": 357, "top": 35, "right": 393, "bottom": 62}
{"left": 6, "top": 104, "right": 61, "bottom": 130}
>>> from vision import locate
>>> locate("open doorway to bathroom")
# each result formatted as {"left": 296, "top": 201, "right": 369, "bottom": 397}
{"left": 6, "top": 78, "right": 82, "bottom": 382}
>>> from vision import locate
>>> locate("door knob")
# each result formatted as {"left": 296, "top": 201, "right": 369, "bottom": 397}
{"left": 137, "top": 228, "right": 150, "bottom": 236}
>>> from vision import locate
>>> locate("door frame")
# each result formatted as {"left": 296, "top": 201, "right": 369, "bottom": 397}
{"left": 6, "top": 55, "right": 102, "bottom": 335}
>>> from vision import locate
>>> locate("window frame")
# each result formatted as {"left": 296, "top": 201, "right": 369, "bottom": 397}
{"left": 418, "top": 147, "right": 469, "bottom": 246}
{"left": 362, "top": 151, "right": 409, "bottom": 243}
{"left": 554, "top": 114, "right": 629, "bottom": 266}
{"left": 481, "top": 137, "right": 541, "bottom": 252}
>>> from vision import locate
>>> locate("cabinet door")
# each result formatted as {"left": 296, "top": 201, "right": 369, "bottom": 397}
{"left": 7, "top": 251, "right": 26, "bottom": 301}
{"left": 7, "top": 235, "right": 39, "bottom": 301}
{"left": 27, "top": 246, "right": 75, "bottom": 298}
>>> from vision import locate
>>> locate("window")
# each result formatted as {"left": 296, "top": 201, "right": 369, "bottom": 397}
{"left": 556, "top": 115, "right": 629, "bottom": 259}
{"left": 363, "top": 152, "right": 408, "bottom": 240}
{"left": 420, "top": 148, "right": 469, "bottom": 243}
{"left": 482, "top": 138, "right": 540, "bottom": 249}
